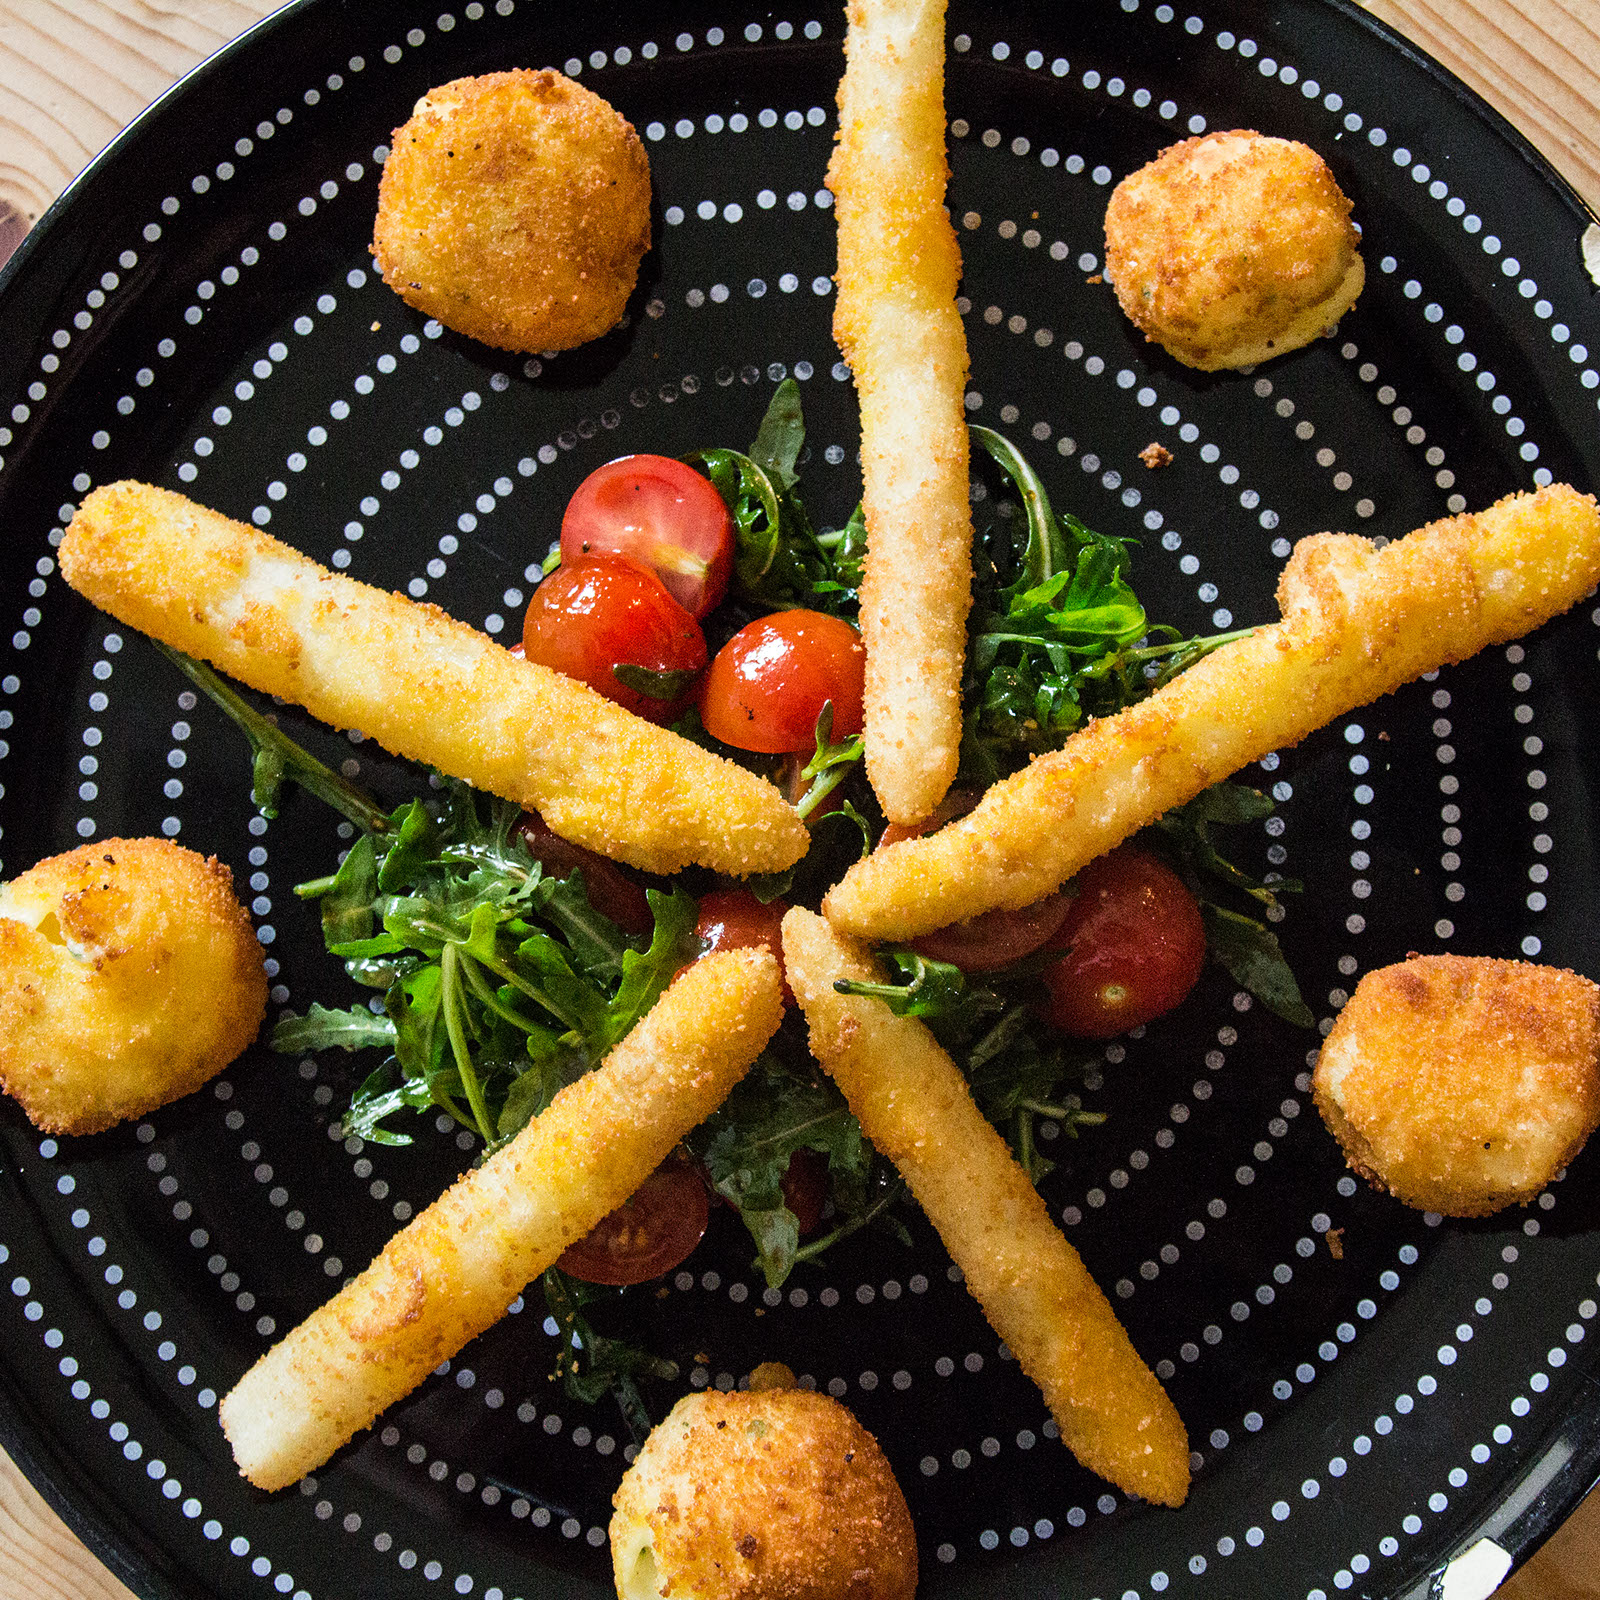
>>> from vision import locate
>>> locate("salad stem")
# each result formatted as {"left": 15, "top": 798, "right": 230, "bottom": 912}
{"left": 457, "top": 950, "right": 542, "bottom": 1035}
{"left": 440, "top": 944, "right": 496, "bottom": 1144}
{"left": 793, "top": 1177, "right": 906, "bottom": 1265}
{"left": 154, "top": 641, "right": 392, "bottom": 834}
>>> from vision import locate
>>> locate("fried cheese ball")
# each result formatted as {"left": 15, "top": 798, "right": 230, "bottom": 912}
{"left": 1103, "top": 129, "right": 1364, "bottom": 370}
{"left": 1314, "top": 956, "right": 1600, "bottom": 1217}
{"left": 610, "top": 1378, "right": 916, "bottom": 1600}
{"left": 372, "top": 69, "right": 651, "bottom": 352}
{"left": 0, "top": 839, "right": 266, "bottom": 1135}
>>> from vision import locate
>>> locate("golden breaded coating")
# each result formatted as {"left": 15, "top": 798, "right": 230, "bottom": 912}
{"left": 1104, "top": 130, "right": 1364, "bottom": 370}
{"left": 220, "top": 949, "right": 784, "bottom": 1490}
{"left": 829, "top": 0, "right": 974, "bottom": 825}
{"left": 610, "top": 1383, "right": 916, "bottom": 1600}
{"left": 781, "top": 908, "right": 1190, "bottom": 1507}
{"left": 0, "top": 839, "right": 265, "bottom": 1135}
{"left": 1314, "top": 956, "right": 1600, "bottom": 1217}
{"left": 59, "top": 482, "right": 808, "bottom": 878}
{"left": 372, "top": 70, "right": 650, "bottom": 352}
{"left": 825, "top": 485, "right": 1600, "bottom": 942}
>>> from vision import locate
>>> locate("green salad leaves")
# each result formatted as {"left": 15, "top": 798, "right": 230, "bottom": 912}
{"left": 275, "top": 783, "right": 699, "bottom": 1150}
{"left": 162, "top": 379, "right": 1312, "bottom": 1435}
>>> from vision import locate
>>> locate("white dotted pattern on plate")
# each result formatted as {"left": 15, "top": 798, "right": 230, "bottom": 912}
{"left": 2, "top": 4, "right": 1599, "bottom": 1595}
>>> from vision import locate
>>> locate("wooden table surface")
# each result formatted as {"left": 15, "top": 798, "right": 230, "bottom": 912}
{"left": 3, "top": 2, "right": 1600, "bottom": 1598}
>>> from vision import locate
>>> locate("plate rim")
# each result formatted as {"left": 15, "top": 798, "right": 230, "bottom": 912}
{"left": 2, "top": 2, "right": 1599, "bottom": 1597}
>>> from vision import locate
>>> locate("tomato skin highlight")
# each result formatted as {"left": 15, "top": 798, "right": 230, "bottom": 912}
{"left": 699, "top": 611, "right": 866, "bottom": 754}
{"left": 521, "top": 554, "right": 707, "bottom": 723}
{"left": 693, "top": 887, "right": 792, "bottom": 1004}
{"left": 557, "top": 1159, "right": 710, "bottom": 1285}
{"left": 1038, "top": 847, "right": 1207, "bottom": 1038}
{"left": 913, "top": 891, "right": 1072, "bottom": 974}
{"left": 560, "top": 454, "right": 735, "bottom": 619}
{"left": 513, "top": 811, "right": 653, "bottom": 937}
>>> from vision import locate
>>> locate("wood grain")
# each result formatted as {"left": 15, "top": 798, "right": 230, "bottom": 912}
{"left": 1, "top": 3, "right": 1598, "bottom": 1599}
{"left": 1361, "top": 0, "right": 1600, "bottom": 216}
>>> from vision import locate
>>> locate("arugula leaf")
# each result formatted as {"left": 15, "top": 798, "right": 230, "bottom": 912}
{"left": 310, "top": 833, "right": 377, "bottom": 949}
{"left": 606, "top": 888, "right": 699, "bottom": 1048}
{"left": 696, "top": 1055, "right": 866, "bottom": 1286}
{"left": 1152, "top": 781, "right": 1312, "bottom": 1026}
{"left": 153, "top": 642, "right": 391, "bottom": 832}
{"left": 748, "top": 376, "right": 806, "bottom": 489}
{"left": 612, "top": 663, "right": 701, "bottom": 701}
{"left": 791, "top": 701, "right": 865, "bottom": 820}
{"left": 833, "top": 950, "right": 975, "bottom": 1021}
{"left": 376, "top": 799, "right": 439, "bottom": 893}
{"left": 341, "top": 1059, "right": 436, "bottom": 1146}
{"left": 542, "top": 1267, "right": 678, "bottom": 1444}
{"left": 534, "top": 871, "right": 632, "bottom": 983}
{"left": 272, "top": 1002, "right": 396, "bottom": 1055}
{"left": 687, "top": 382, "right": 865, "bottom": 615}
{"left": 1203, "top": 905, "right": 1315, "bottom": 1028}
{"left": 959, "top": 428, "right": 1251, "bottom": 786}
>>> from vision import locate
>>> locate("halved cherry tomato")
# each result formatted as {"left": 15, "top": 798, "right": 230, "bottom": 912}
{"left": 694, "top": 887, "right": 792, "bottom": 1003}
{"left": 522, "top": 554, "right": 706, "bottom": 724}
{"left": 699, "top": 611, "right": 866, "bottom": 754}
{"left": 560, "top": 455, "right": 735, "bottom": 619}
{"left": 557, "top": 1159, "right": 710, "bottom": 1285}
{"left": 780, "top": 1147, "right": 828, "bottom": 1236}
{"left": 514, "top": 811, "right": 653, "bottom": 937}
{"left": 913, "top": 891, "right": 1072, "bottom": 974}
{"left": 1038, "top": 847, "right": 1206, "bottom": 1038}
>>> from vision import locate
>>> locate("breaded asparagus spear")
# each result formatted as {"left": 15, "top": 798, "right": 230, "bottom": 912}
{"left": 60, "top": 481, "right": 809, "bottom": 877}
{"left": 825, "top": 485, "right": 1600, "bottom": 940}
{"left": 830, "top": 0, "right": 974, "bottom": 826}
{"left": 221, "top": 948, "right": 784, "bottom": 1490}
{"left": 782, "top": 908, "right": 1190, "bottom": 1507}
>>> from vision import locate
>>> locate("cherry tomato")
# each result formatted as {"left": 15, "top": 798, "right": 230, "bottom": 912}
{"left": 507, "top": 641, "right": 525, "bottom": 659}
{"left": 560, "top": 455, "right": 735, "bottom": 619}
{"left": 1038, "top": 847, "right": 1206, "bottom": 1038}
{"left": 514, "top": 811, "right": 653, "bottom": 937}
{"left": 877, "top": 787, "right": 980, "bottom": 850}
{"left": 522, "top": 554, "right": 706, "bottom": 724}
{"left": 780, "top": 1147, "right": 828, "bottom": 1236}
{"left": 699, "top": 611, "right": 866, "bottom": 754}
{"left": 694, "top": 887, "right": 792, "bottom": 1003}
{"left": 913, "top": 891, "right": 1072, "bottom": 974}
{"left": 557, "top": 1159, "right": 710, "bottom": 1285}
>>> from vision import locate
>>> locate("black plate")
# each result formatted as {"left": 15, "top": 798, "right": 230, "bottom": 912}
{"left": 4, "top": 2, "right": 1600, "bottom": 1597}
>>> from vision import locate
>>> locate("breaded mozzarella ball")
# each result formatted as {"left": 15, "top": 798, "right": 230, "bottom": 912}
{"left": 372, "top": 69, "right": 651, "bottom": 352}
{"left": 610, "top": 1374, "right": 916, "bottom": 1600}
{"left": 1314, "top": 955, "right": 1600, "bottom": 1217}
{"left": 1103, "top": 129, "right": 1364, "bottom": 370}
{"left": 0, "top": 838, "right": 267, "bottom": 1134}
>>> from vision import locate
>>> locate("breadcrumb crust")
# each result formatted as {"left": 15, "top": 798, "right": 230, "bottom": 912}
{"left": 1103, "top": 130, "right": 1363, "bottom": 370}
{"left": 611, "top": 1386, "right": 917, "bottom": 1600}
{"left": 372, "top": 69, "right": 650, "bottom": 352}
{"left": 1314, "top": 955, "right": 1600, "bottom": 1216}
{"left": 221, "top": 949, "right": 784, "bottom": 1490}
{"left": 0, "top": 838, "right": 266, "bottom": 1135}
{"left": 830, "top": 0, "right": 974, "bottom": 825}
{"left": 824, "top": 485, "right": 1600, "bottom": 941}
{"left": 782, "top": 907, "right": 1190, "bottom": 1507}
